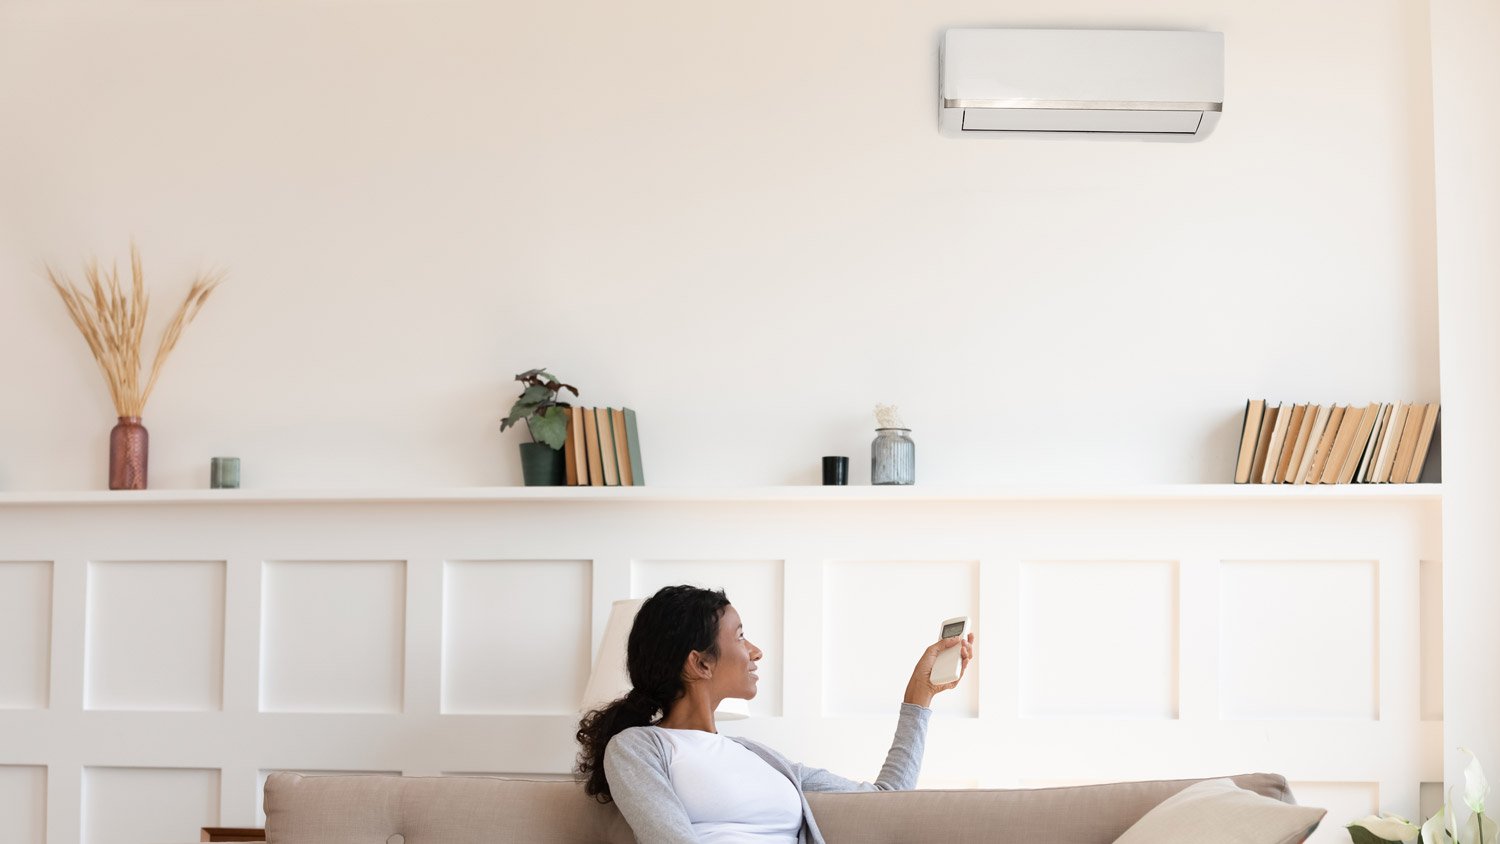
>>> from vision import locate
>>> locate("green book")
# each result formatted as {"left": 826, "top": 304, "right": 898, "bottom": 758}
{"left": 623, "top": 408, "right": 645, "bottom": 486}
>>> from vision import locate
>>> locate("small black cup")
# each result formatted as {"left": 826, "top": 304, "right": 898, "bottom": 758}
{"left": 822, "top": 456, "right": 849, "bottom": 486}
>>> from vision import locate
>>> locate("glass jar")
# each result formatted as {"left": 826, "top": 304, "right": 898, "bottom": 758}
{"left": 871, "top": 427, "right": 915, "bottom": 485}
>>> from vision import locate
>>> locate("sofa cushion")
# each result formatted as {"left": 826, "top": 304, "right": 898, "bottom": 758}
{"left": 805, "top": 773, "right": 1296, "bottom": 844}
{"left": 1110, "top": 778, "right": 1325, "bottom": 844}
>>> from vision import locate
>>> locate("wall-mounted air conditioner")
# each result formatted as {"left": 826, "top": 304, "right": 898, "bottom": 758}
{"left": 940, "top": 28, "right": 1224, "bottom": 142}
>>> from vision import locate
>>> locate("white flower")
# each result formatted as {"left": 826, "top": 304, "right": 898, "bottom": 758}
{"left": 1461, "top": 748, "right": 1489, "bottom": 815}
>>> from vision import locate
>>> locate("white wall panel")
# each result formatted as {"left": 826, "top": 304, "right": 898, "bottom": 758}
{"left": 823, "top": 560, "right": 979, "bottom": 718}
{"left": 83, "top": 766, "right": 219, "bottom": 844}
{"left": 260, "top": 560, "right": 406, "bottom": 713}
{"left": 0, "top": 496, "right": 1442, "bottom": 841}
{"left": 1220, "top": 561, "right": 1379, "bottom": 720}
{"left": 632, "top": 559, "right": 785, "bottom": 717}
{"left": 0, "top": 562, "right": 52, "bottom": 710}
{"left": 1420, "top": 559, "right": 1443, "bottom": 721}
{"left": 1020, "top": 560, "right": 1178, "bottom": 719}
{"left": 85, "top": 561, "right": 225, "bottom": 712}
{"left": 441, "top": 560, "right": 591, "bottom": 714}
{"left": 0, "top": 765, "right": 46, "bottom": 844}
{"left": 1290, "top": 781, "right": 1379, "bottom": 844}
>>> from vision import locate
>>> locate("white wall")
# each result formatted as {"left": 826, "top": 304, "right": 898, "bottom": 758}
{"left": 0, "top": 0, "right": 1439, "bottom": 491}
{"left": 1428, "top": 0, "right": 1500, "bottom": 801}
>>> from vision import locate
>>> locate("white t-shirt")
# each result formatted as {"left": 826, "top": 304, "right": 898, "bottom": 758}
{"left": 650, "top": 726, "right": 803, "bottom": 843}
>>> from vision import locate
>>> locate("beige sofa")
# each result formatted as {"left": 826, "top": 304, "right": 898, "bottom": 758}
{"left": 263, "top": 771, "right": 1297, "bottom": 843}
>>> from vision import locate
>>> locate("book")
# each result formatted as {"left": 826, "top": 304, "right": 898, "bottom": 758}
{"left": 1336, "top": 403, "right": 1381, "bottom": 484}
{"left": 1362, "top": 402, "right": 1398, "bottom": 483}
{"left": 1390, "top": 403, "right": 1428, "bottom": 484}
{"left": 611, "top": 408, "right": 633, "bottom": 486}
{"left": 1290, "top": 404, "right": 1330, "bottom": 485}
{"left": 623, "top": 408, "right": 645, "bottom": 486}
{"left": 564, "top": 407, "right": 583, "bottom": 486}
{"left": 1272, "top": 404, "right": 1308, "bottom": 485}
{"left": 583, "top": 406, "right": 605, "bottom": 487}
{"left": 1234, "top": 400, "right": 1266, "bottom": 484}
{"left": 1405, "top": 403, "right": 1441, "bottom": 483}
{"left": 596, "top": 407, "right": 620, "bottom": 486}
{"left": 1248, "top": 403, "right": 1281, "bottom": 484}
{"left": 1372, "top": 402, "right": 1410, "bottom": 483}
{"left": 1354, "top": 403, "right": 1390, "bottom": 483}
{"left": 1304, "top": 404, "right": 1345, "bottom": 484}
{"left": 1261, "top": 403, "right": 1295, "bottom": 484}
{"left": 1321, "top": 404, "right": 1368, "bottom": 484}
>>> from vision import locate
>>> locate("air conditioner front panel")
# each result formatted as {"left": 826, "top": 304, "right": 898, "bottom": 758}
{"left": 960, "top": 107, "right": 1205, "bottom": 135}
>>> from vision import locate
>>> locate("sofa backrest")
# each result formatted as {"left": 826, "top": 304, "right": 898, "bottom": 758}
{"left": 263, "top": 771, "right": 1292, "bottom": 844}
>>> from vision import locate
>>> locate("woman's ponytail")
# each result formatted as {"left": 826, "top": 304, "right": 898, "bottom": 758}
{"left": 574, "top": 586, "right": 729, "bottom": 802}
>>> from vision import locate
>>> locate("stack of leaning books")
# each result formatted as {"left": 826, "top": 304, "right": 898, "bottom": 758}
{"left": 564, "top": 407, "right": 645, "bottom": 486}
{"left": 1233, "top": 400, "right": 1440, "bottom": 485}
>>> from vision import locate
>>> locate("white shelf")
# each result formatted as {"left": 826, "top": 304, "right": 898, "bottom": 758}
{"left": 0, "top": 483, "right": 1443, "bottom": 506}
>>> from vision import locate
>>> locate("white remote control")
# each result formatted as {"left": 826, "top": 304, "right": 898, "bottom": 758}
{"left": 929, "top": 616, "right": 968, "bottom": 685}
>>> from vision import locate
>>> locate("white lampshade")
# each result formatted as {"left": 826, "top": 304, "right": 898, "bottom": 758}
{"left": 581, "top": 597, "right": 751, "bottom": 722}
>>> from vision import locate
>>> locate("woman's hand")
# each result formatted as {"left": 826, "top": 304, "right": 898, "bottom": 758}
{"left": 903, "top": 632, "right": 975, "bottom": 708}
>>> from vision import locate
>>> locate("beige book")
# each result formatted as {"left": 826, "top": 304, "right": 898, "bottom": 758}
{"left": 1234, "top": 399, "right": 1267, "bottom": 484}
{"left": 611, "top": 408, "right": 633, "bottom": 486}
{"left": 583, "top": 406, "right": 605, "bottom": 487}
{"left": 1291, "top": 405, "right": 1330, "bottom": 485}
{"left": 1336, "top": 403, "right": 1382, "bottom": 484}
{"left": 1261, "top": 404, "right": 1295, "bottom": 484}
{"left": 1390, "top": 403, "right": 1428, "bottom": 484}
{"left": 1273, "top": 404, "right": 1309, "bottom": 483}
{"left": 1304, "top": 405, "right": 1346, "bottom": 484}
{"left": 565, "top": 407, "right": 587, "bottom": 485}
{"left": 1405, "top": 403, "right": 1441, "bottom": 483}
{"left": 1248, "top": 404, "right": 1281, "bottom": 484}
{"left": 1321, "top": 405, "right": 1367, "bottom": 484}
{"left": 1284, "top": 404, "right": 1320, "bottom": 485}
{"left": 1363, "top": 402, "right": 1400, "bottom": 482}
{"left": 595, "top": 407, "right": 620, "bottom": 486}
{"left": 1354, "top": 404, "right": 1391, "bottom": 483}
{"left": 1372, "top": 402, "right": 1410, "bottom": 483}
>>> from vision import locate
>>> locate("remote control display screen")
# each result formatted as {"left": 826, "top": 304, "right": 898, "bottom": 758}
{"left": 942, "top": 621, "right": 965, "bottom": 638}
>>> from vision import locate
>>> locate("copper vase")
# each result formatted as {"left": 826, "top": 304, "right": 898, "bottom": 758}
{"left": 109, "top": 416, "right": 148, "bottom": 490}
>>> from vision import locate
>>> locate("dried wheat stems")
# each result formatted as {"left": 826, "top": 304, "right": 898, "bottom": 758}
{"left": 46, "top": 242, "right": 224, "bottom": 418}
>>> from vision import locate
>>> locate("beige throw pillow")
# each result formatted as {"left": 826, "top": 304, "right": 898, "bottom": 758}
{"left": 1112, "top": 778, "right": 1325, "bottom": 844}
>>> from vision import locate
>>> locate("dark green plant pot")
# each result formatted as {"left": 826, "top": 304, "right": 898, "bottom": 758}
{"left": 519, "top": 442, "right": 566, "bottom": 486}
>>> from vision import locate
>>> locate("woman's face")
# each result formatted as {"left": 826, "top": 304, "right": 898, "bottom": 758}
{"left": 710, "top": 604, "right": 762, "bottom": 700}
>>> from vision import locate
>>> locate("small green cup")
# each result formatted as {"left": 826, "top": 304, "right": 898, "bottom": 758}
{"left": 210, "top": 456, "right": 240, "bottom": 489}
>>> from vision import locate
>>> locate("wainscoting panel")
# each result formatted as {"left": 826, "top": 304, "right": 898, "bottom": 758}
{"left": 632, "top": 559, "right": 785, "bottom": 717}
{"left": 1288, "top": 781, "right": 1380, "bottom": 844}
{"left": 83, "top": 766, "right": 220, "bottom": 844}
{"left": 0, "top": 561, "right": 52, "bottom": 710}
{"left": 0, "top": 764, "right": 47, "bottom": 844}
{"left": 1019, "top": 560, "right": 1179, "bottom": 719}
{"left": 0, "top": 494, "right": 1442, "bottom": 841}
{"left": 823, "top": 559, "right": 980, "bottom": 718}
{"left": 441, "top": 559, "right": 592, "bottom": 714}
{"left": 260, "top": 560, "right": 407, "bottom": 714}
{"left": 85, "top": 560, "right": 225, "bottom": 712}
{"left": 1219, "top": 560, "right": 1379, "bottom": 720}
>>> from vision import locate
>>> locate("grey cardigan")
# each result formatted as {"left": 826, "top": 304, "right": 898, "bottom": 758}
{"left": 602, "top": 703, "right": 932, "bottom": 844}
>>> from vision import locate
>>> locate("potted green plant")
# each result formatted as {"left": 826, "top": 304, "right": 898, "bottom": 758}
{"left": 501, "top": 368, "right": 578, "bottom": 486}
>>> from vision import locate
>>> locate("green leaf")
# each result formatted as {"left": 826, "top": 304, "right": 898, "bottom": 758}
{"left": 1350, "top": 818, "right": 1420, "bottom": 843}
{"left": 519, "top": 385, "right": 552, "bottom": 404}
{"left": 531, "top": 406, "right": 569, "bottom": 450}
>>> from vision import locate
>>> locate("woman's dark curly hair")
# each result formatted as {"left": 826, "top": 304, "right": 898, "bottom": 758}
{"left": 575, "top": 585, "right": 730, "bottom": 802}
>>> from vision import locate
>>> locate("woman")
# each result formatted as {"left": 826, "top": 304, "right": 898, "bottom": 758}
{"left": 575, "top": 585, "right": 975, "bottom": 844}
